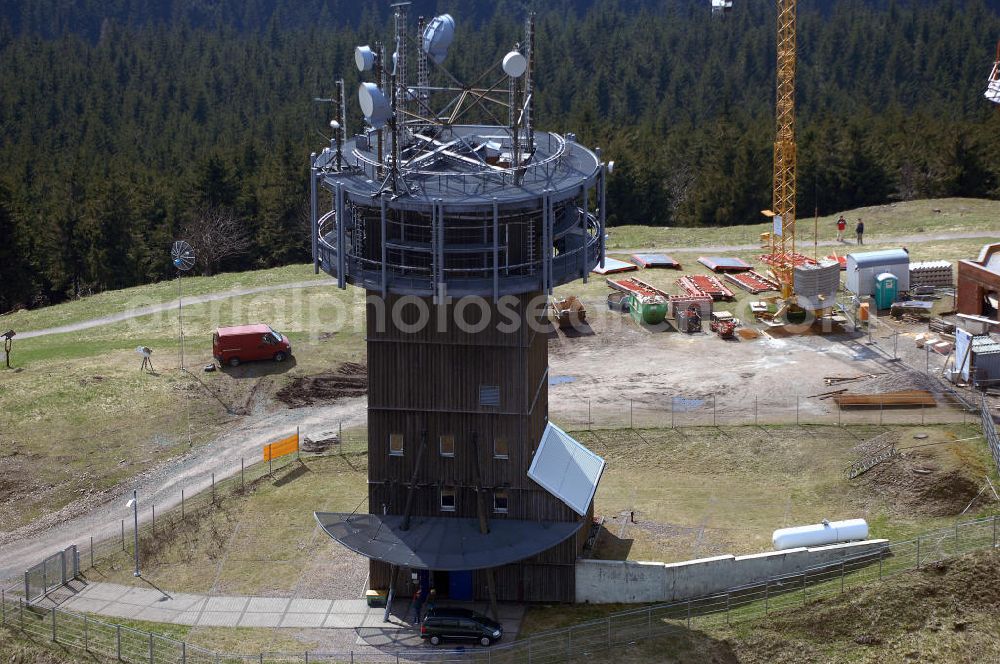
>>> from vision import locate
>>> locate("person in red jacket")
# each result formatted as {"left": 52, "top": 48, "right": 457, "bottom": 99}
{"left": 836, "top": 215, "right": 846, "bottom": 241}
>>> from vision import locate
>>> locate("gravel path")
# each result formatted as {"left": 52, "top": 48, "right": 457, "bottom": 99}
{"left": 608, "top": 230, "right": 997, "bottom": 254}
{"left": 17, "top": 279, "right": 330, "bottom": 339}
{"left": 0, "top": 397, "right": 366, "bottom": 581}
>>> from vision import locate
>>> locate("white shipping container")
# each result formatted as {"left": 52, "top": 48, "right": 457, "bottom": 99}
{"left": 846, "top": 249, "right": 910, "bottom": 296}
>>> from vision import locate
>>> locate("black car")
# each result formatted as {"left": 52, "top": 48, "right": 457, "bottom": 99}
{"left": 420, "top": 607, "right": 504, "bottom": 646}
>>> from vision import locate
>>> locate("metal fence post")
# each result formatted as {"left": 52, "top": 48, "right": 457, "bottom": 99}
{"left": 182, "top": 641, "right": 186, "bottom": 664}
{"left": 149, "top": 632, "right": 154, "bottom": 664}
{"left": 116, "top": 624, "right": 121, "bottom": 661}
{"left": 51, "top": 606, "right": 56, "bottom": 642}
{"left": 84, "top": 614, "right": 89, "bottom": 651}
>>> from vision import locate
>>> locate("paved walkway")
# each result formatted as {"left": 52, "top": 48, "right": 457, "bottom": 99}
{"left": 58, "top": 581, "right": 524, "bottom": 642}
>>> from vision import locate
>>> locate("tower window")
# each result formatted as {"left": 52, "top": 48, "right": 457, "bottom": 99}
{"left": 493, "top": 489, "right": 509, "bottom": 514}
{"left": 389, "top": 433, "right": 404, "bottom": 456}
{"left": 479, "top": 385, "right": 500, "bottom": 407}
{"left": 494, "top": 438, "right": 509, "bottom": 459}
{"left": 439, "top": 434, "right": 455, "bottom": 457}
{"left": 440, "top": 487, "right": 457, "bottom": 512}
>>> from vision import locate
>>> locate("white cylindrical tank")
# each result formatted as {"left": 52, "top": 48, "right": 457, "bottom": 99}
{"left": 772, "top": 518, "right": 868, "bottom": 551}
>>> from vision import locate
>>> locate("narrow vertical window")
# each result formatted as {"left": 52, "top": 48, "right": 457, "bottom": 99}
{"left": 389, "top": 433, "right": 404, "bottom": 456}
{"left": 439, "top": 434, "right": 455, "bottom": 457}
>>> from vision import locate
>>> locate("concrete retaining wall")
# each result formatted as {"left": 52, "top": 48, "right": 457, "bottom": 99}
{"left": 576, "top": 539, "right": 889, "bottom": 604}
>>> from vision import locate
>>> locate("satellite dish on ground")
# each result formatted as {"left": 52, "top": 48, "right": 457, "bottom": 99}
{"left": 355, "top": 45, "right": 375, "bottom": 72}
{"left": 422, "top": 14, "right": 455, "bottom": 64}
{"left": 503, "top": 51, "right": 527, "bottom": 78}
{"left": 171, "top": 241, "right": 196, "bottom": 271}
{"left": 359, "top": 82, "right": 392, "bottom": 128}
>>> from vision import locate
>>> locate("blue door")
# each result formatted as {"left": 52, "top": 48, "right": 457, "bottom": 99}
{"left": 448, "top": 570, "right": 473, "bottom": 601}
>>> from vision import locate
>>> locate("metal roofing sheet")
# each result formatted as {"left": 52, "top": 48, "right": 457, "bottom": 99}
{"left": 527, "top": 423, "right": 605, "bottom": 516}
{"left": 847, "top": 249, "right": 910, "bottom": 268}
{"left": 630, "top": 253, "right": 679, "bottom": 268}
{"left": 591, "top": 258, "right": 638, "bottom": 275}
{"left": 698, "top": 256, "right": 752, "bottom": 272}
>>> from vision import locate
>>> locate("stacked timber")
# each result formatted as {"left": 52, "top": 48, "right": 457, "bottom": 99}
{"left": 833, "top": 390, "right": 937, "bottom": 408}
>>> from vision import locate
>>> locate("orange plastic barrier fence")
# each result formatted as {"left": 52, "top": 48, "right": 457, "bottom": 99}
{"left": 264, "top": 431, "right": 299, "bottom": 461}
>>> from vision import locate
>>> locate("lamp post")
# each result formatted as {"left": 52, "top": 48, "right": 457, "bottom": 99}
{"left": 126, "top": 490, "right": 140, "bottom": 577}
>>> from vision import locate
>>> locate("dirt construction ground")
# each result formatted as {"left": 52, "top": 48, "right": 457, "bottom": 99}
{"left": 544, "top": 299, "right": 964, "bottom": 430}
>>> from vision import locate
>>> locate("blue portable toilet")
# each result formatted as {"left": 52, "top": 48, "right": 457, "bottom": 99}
{"left": 874, "top": 272, "right": 898, "bottom": 309}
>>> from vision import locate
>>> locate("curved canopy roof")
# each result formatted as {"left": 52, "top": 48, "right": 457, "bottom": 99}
{"left": 314, "top": 513, "right": 583, "bottom": 571}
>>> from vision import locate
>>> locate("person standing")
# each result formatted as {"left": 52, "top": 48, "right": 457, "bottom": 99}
{"left": 855, "top": 219, "right": 864, "bottom": 245}
{"left": 836, "top": 215, "right": 846, "bottom": 241}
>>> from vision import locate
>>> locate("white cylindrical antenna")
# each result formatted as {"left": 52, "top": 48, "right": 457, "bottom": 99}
{"left": 355, "top": 45, "right": 375, "bottom": 72}
{"left": 503, "top": 51, "right": 527, "bottom": 78}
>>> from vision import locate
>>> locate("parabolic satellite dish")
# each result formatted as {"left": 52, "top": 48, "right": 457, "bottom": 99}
{"left": 171, "top": 241, "right": 196, "bottom": 271}
{"left": 502, "top": 51, "right": 527, "bottom": 78}
{"left": 422, "top": 14, "right": 455, "bottom": 64}
{"left": 359, "top": 82, "right": 392, "bottom": 128}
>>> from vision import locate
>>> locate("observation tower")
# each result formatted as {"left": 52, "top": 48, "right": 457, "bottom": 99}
{"left": 310, "top": 6, "right": 607, "bottom": 607}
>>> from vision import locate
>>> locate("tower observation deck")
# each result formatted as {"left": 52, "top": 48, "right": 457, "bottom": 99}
{"left": 310, "top": 6, "right": 607, "bottom": 607}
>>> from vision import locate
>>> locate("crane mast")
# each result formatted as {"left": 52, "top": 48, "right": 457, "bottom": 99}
{"left": 770, "top": 0, "right": 798, "bottom": 298}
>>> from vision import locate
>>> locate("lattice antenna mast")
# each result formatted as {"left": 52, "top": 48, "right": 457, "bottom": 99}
{"left": 524, "top": 13, "right": 536, "bottom": 155}
{"left": 771, "top": 0, "right": 798, "bottom": 298}
{"left": 416, "top": 16, "right": 430, "bottom": 109}
{"left": 392, "top": 2, "right": 409, "bottom": 175}
{"left": 337, "top": 78, "right": 347, "bottom": 145}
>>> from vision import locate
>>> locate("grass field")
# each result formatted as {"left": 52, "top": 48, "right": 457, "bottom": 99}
{"left": 518, "top": 548, "right": 1000, "bottom": 663}
{"left": 2, "top": 197, "right": 996, "bottom": 539}
{"left": 83, "top": 423, "right": 999, "bottom": 602}
{"left": 93, "top": 451, "right": 369, "bottom": 597}
{"left": 604, "top": 197, "right": 1000, "bottom": 249}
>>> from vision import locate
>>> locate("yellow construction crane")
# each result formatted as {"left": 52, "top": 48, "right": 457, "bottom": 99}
{"left": 764, "top": 0, "right": 798, "bottom": 300}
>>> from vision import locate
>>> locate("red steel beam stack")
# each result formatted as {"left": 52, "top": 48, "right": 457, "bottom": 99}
{"left": 676, "top": 274, "right": 735, "bottom": 301}
{"left": 725, "top": 270, "right": 779, "bottom": 294}
{"left": 606, "top": 277, "right": 670, "bottom": 298}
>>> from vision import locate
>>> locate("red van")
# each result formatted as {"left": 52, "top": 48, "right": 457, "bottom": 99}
{"left": 213, "top": 324, "right": 292, "bottom": 367}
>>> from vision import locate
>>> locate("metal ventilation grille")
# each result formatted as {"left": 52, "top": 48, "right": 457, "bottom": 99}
{"left": 479, "top": 385, "right": 500, "bottom": 407}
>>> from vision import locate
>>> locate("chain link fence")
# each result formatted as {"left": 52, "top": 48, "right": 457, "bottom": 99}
{"left": 2, "top": 515, "right": 997, "bottom": 664}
